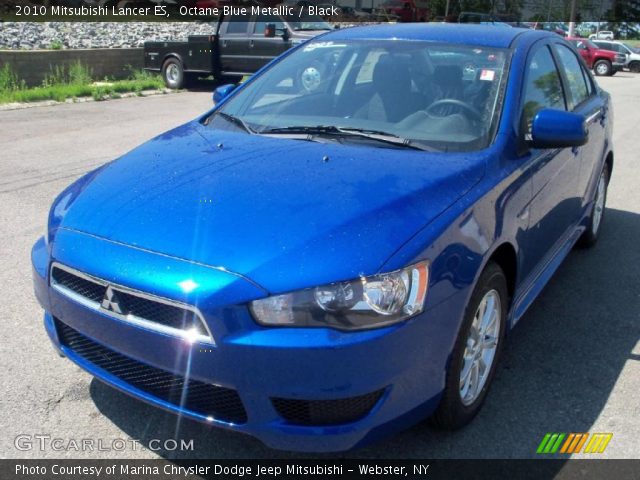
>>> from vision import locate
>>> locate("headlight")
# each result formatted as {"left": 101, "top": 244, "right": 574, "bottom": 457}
{"left": 250, "top": 261, "right": 429, "bottom": 331}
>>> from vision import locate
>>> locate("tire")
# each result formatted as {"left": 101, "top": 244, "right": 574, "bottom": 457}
{"left": 577, "top": 164, "right": 610, "bottom": 248}
{"left": 629, "top": 62, "right": 640, "bottom": 73}
{"left": 594, "top": 59, "right": 612, "bottom": 76}
{"left": 430, "top": 262, "right": 508, "bottom": 430}
{"left": 162, "top": 58, "right": 185, "bottom": 89}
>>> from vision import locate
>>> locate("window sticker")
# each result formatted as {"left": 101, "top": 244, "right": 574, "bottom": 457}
{"left": 480, "top": 69, "right": 496, "bottom": 81}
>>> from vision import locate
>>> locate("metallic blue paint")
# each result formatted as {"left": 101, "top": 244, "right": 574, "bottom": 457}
{"left": 32, "top": 24, "right": 614, "bottom": 452}
{"left": 531, "top": 109, "right": 588, "bottom": 149}
{"left": 212, "top": 84, "right": 236, "bottom": 105}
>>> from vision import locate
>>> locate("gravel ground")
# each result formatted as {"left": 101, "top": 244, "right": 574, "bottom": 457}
{"left": 0, "top": 21, "right": 215, "bottom": 49}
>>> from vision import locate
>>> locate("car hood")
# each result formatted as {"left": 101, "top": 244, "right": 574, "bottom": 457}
{"left": 59, "top": 122, "right": 485, "bottom": 293}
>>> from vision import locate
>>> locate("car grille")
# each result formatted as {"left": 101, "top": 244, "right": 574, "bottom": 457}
{"left": 55, "top": 318, "right": 247, "bottom": 424}
{"left": 51, "top": 266, "right": 106, "bottom": 303}
{"left": 271, "top": 390, "right": 385, "bottom": 426}
{"left": 50, "top": 264, "right": 212, "bottom": 344}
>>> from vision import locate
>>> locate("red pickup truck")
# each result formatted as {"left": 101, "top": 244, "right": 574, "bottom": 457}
{"left": 567, "top": 37, "right": 626, "bottom": 76}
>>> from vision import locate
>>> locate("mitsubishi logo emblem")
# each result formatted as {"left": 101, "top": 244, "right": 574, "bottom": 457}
{"left": 101, "top": 286, "right": 123, "bottom": 314}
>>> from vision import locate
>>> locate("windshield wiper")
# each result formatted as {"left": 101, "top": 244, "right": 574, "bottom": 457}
{"left": 216, "top": 112, "right": 254, "bottom": 134}
{"left": 261, "top": 125, "right": 340, "bottom": 135}
{"left": 261, "top": 125, "right": 434, "bottom": 151}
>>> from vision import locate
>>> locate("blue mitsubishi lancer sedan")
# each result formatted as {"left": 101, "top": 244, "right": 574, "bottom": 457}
{"left": 32, "top": 24, "right": 613, "bottom": 452}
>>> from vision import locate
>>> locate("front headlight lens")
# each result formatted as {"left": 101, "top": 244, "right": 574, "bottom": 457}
{"left": 249, "top": 261, "right": 429, "bottom": 330}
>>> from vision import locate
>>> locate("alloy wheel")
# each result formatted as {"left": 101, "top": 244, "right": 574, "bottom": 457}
{"left": 459, "top": 289, "right": 501, "bottom": 406}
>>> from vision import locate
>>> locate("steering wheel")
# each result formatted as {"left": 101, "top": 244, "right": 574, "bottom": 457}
{"left": 425, "top": 99, "right": 482, "bottom": 122}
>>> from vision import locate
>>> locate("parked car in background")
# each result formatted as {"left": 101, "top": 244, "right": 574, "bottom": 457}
{"left": 338, "top": 6, "right": 377, "bottom": 21}
{"left": 34, "top": 24, "right": 613, "bottom": 452}
{"left": 593, "top": 40, "right": 640, "bottom": 72}
{"left": 532, "top": 22, "right": 568, "bottom": 36}
{"left": 378, "top": 0, "right": 429, "bottom": 22}
{"left": 589, "top": 30, "right": 614, "bottom": 40}
{"left": 567, "top": 37, "right": 625, "bottom": 76}
{"left": 144, "top": 13, "right": 332, "bottom": 88}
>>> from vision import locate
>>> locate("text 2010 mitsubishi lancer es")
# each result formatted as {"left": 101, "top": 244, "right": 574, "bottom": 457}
{"left": 32, "top": 24, "right": 613, "bottom": 452}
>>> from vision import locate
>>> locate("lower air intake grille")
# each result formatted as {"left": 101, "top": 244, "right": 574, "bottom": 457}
{"left": 271, "top": 390, "right": 384, "bottom": 426}
{"left": 55, "top": 319, "right": 247, "bottom": 424}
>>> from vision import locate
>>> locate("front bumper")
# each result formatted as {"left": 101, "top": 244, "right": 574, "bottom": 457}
{"left": 32, "top": 232, "right": 466, "bottom": 452}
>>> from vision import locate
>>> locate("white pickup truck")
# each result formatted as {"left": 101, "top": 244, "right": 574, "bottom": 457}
{"left": 593, "top": 39, "right": 640, "bottom": 73}
{"left": 589, "top": 31, "right": 614, "bottom": 40}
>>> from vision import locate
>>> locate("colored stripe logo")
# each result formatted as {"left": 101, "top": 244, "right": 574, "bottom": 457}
{"left": 537, "top": 433, "right": 612, "bottom": 454}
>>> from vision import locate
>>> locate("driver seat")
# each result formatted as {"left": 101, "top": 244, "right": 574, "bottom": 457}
{"left": 430, "top": 65, "right": 464, "bottom": 116}
{"left": 354, "top": 55, "right": 413, "bottom": 123}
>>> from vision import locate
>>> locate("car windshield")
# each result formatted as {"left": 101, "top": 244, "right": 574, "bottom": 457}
{"left": 210, "top": 40, "right": 510, "bottom": 152}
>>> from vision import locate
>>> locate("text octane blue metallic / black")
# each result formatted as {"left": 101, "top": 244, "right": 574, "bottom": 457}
{"left": 32, "top": 24, "right": 614, "bottom": 452}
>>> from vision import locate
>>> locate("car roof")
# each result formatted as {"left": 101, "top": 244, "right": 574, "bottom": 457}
{"left": 322, "top": 23, "right": 553, "bottom": 49}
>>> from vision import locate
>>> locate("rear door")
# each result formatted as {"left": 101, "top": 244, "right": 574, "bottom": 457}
{"left": 219, "top": 19, "right": 252, "bottom": 74}
{"left": 519, "top": 42, "right": 582, "bottom": 276}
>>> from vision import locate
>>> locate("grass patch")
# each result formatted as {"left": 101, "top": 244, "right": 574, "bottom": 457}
{"left": 0, "top": 62, "right": 165, "bottom": 105}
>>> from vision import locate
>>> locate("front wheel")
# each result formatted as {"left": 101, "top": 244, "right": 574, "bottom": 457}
{"left": 430, "top": 262, "right": 507, "bottom": 430}
{"left": 629, "top": 62, "right": 640, "bottom": 73}
{"left": 577, "top": 164, "right": 609, "bottom": 248}
{"left": 594, "top": 60, "right": 612, "bottom": 76}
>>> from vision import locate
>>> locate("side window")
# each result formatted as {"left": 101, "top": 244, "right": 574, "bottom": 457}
{"left": 521, "top": 46, "right": 566, "bottom": 134}
{"left": 555, "top": 44, "right": 590, "bottom": 109}
{"left": 253, "top": 15, "right": 285, "bottom": 35}
{"left": 226, "top": 21, "right": 249, "bottom": 34}
{"left": 580, "top": 64, "right": 595, "bottom": 97}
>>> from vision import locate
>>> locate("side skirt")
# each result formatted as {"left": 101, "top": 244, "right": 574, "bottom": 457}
{"left": 509, "top": 224, "right": 586, "bottom": 328}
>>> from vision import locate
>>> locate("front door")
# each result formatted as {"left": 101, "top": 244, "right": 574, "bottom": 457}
{"left": 519, "top": 42, "right": 582, "bottom": 278}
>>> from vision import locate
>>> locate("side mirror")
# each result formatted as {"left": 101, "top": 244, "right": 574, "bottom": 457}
{"left": 530, "top": 109, "right": 588, "bottom": 149}
{"left": 264, "top": 23, "right": 276, "bottom": 38}
{"left": 282, "top": 28, "right": 290, "bottom": 42}
{"left": 213, "top": 83, "right": 236, "bottom": 105}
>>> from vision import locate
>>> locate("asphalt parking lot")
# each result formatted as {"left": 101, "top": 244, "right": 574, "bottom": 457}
{"left": 1, "top": 74, "right": 639, "bottom": 460}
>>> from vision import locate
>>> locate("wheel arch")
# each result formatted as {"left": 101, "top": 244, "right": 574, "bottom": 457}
{"left": 605, "top": 150, "right": 614, "bottom": 181}
{"left": 486, "top": 242, "right": 518, "bottom": 307}
{"left": 162, "top": 54, "right": 185, "bottom": 70}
